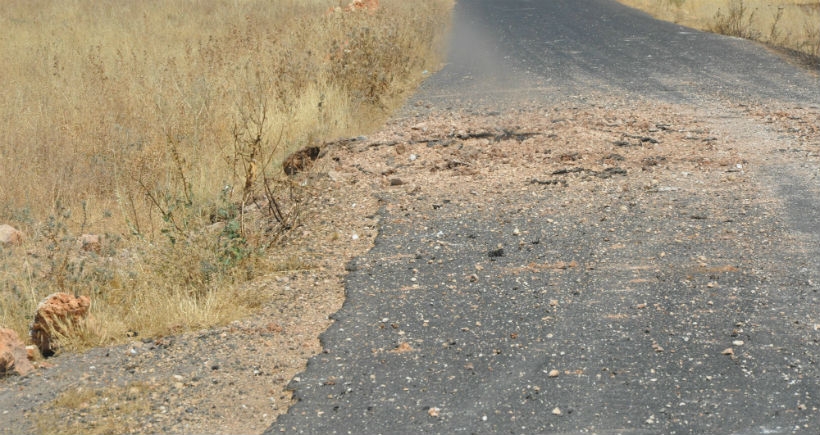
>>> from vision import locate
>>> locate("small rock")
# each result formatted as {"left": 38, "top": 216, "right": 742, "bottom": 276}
{"left": 0, "top": 328, "right": 35, "bottom": 376}
{"left": 488, "top": 248, "right": 505, "bottom": 258}
{"left": 389, "top": 178, "right": 404, "bottom": 186}
{"left": 548, "top": 369, "right": 560, "bottom": 378}
{"left": 30, "top": 292, "right": 91, "bottom": 357}
{"left": 428, "top": 407, "right": 441, "bottom": 417}
{"left": 390, "top": 342, "right": 414, "bottom": 353}
{"left": 78, "top": 234, "right": 103, "bottom": 253}
{"left": 552, "top": 407, "right": 562, "bottom": 416}
{"left": 344, "top": 0, "right": 379, "bottom": 13}
{"left": 721, "top": 348, "right": 734, "bottom": 356}
{"left": 0, "top": 224, "right": 23, "bottom": 246}
{"left": 283, "top": 146, "right": 321, "bottom": 176}
{"left": 732, "top": 340, "right": 744, "bottom": 346}
{"left": 26, "top": 345, "right": 42, "bottom": 361}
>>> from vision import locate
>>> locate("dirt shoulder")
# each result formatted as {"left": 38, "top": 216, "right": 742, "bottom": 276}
{"left": 2, "top": 96, "right": 819, "bottom": 434}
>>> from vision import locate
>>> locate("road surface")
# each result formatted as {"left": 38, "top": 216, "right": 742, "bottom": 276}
{"left": 266, "top": 1, "right": 820, "bottom": 433}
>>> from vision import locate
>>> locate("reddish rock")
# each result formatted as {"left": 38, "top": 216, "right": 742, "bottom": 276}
{"left": 345, "top": 0, "right": 379, "bottom": 13}
{"left": 0, "top": 328, "right": 35, "bottom": 376}
{"left": 0, "top": 224, "right": 23, "bottom": 246}
{"left": 26, "top": 345, "right": 42, "bottom": 361}
{"left": 328, "top": 0, "right": 379, "bottom": 14}
{"left": 78, "top": 234, "right": 102, "bottom": 253}
{"left": 283, "top": 146, "right": 321, "bottom": 176}
{"left": 30, "top": 293, "right": 91, "bottom": 357}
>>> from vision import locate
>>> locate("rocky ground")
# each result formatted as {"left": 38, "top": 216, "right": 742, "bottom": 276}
{"left": 1, "top": 95, "right": 818, "bottom": 434}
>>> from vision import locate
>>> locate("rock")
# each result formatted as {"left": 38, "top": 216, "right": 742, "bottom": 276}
{"left": 488, "top": 248, "right": 505, "bottom": 258}
{"left": 0, "top": 224, "right": 23, "bottom": 246}
{"left": 345, "top": 0, "right": 379, "bottom": 13}
{"left": 26, "top": 345, "right": 42, "bottom": 361}
{"left": 30, "top": 292, "right": 91, "bottom": 357}
{"left": 283, "top": 146, "right": 321, "bottom": 176}
{"left": 78, "top": 234, "right": 102, "bottom": 253}
{"left": 0, "top": 328, "right": 35, "bottom": 376}
{"left": 390, "top": 342, "right": 414, "bottom": 353}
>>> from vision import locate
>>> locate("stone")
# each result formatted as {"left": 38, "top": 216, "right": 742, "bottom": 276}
{"left": 30, "top": 292, "right": 91, "bottom": 357}
{"left": 283, "top": 146, "right": 321, "bottom": 176}
{"left": 26, "top": 345, "right": 42, "bottom": 361}
{"left": 345, "top": 0, "right": 379, "bottom": 13}
{"left": 0, "top": 328, "right": 35, "bottom": 376}
{"left": 0, "top": 224, "right": 23, "bottom": 246}
{"left": 78, "top": 234, "right": 102, "bottom": 253}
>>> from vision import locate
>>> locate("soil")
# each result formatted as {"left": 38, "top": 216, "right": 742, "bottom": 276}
{"left": 1, "top": 96, "right": 818, "bottom": 434}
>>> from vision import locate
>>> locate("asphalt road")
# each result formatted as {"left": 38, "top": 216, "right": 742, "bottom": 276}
{"left": 412, "top": 0, "right": 819, "bottom": 107}
{"left": 266, "top": 1, "right": 820, "bottom": 434}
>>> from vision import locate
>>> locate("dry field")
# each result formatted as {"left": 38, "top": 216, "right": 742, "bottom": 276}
{"left": 0, "top": 0, "right": 452, "bottom": 350}
{"left": 619, "top": 0, "right": 820, "bottom": 60}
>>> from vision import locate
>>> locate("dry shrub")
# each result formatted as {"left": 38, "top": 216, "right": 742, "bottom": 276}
{"left": 0, "top": 0, "right": 453, "bottom": 349}
{"left": 618, "top": 0, "right": 820, "bottom": 63}
{"left": 710, "top": 0, "right": 761, "bottom": 40}
{"left": 800, "top": 18, "right": 820, "bottom": 59}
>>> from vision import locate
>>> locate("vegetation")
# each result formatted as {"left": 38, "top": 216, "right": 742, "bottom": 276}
{"left": 710, "top": 0, "right": 819, "bottom": 61}
{"left": 620, "top": 0, "right": 820, "bottom": 63}
{"left": 0, "top": 0, "right": 453, "bottom": 350}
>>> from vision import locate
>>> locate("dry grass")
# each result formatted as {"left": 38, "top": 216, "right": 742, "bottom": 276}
{"left": 709, "top": 0, "right": 761, "bottom": 40}
{"left": 37, "top": 382, "right": 155, "bottom": 435}
{"left": 618, "top": 0, "right": 820, "bottom": 62}
{"left": 710, "top": 0, "right": 820, "bottom": 61}
{"left": 0, "top": 0, "right": 453, "bottom": 351}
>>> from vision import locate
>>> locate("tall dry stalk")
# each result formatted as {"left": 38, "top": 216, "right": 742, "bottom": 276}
{"left": 0, "top": 0, "right": 454, "bottom": 347}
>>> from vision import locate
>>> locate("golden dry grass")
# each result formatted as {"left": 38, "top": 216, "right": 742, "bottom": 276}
{"left": 38, "top": 382, "right": 155, "bottom": 435}
{"left": 618, "top": 0, "right": 820, "bottom": 59}
{"left": 0, "top": 0, "right": 453, "bottom": 350}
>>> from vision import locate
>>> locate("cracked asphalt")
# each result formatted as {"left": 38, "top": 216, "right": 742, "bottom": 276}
{"left": 266, "top": 1, "right": 820, "bottom": 434}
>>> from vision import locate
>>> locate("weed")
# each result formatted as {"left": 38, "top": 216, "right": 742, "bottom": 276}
{"left": 37, "top": 382, "right": 155, "bottom": 435}
{"left": 0, "top": 0, "right": 453, "bottom": 349}
{"left": 710, "top": 0, "right": 760, "bottom": 40}
{"left": 618, "top": 1, "right": 820, "bottom": 61}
